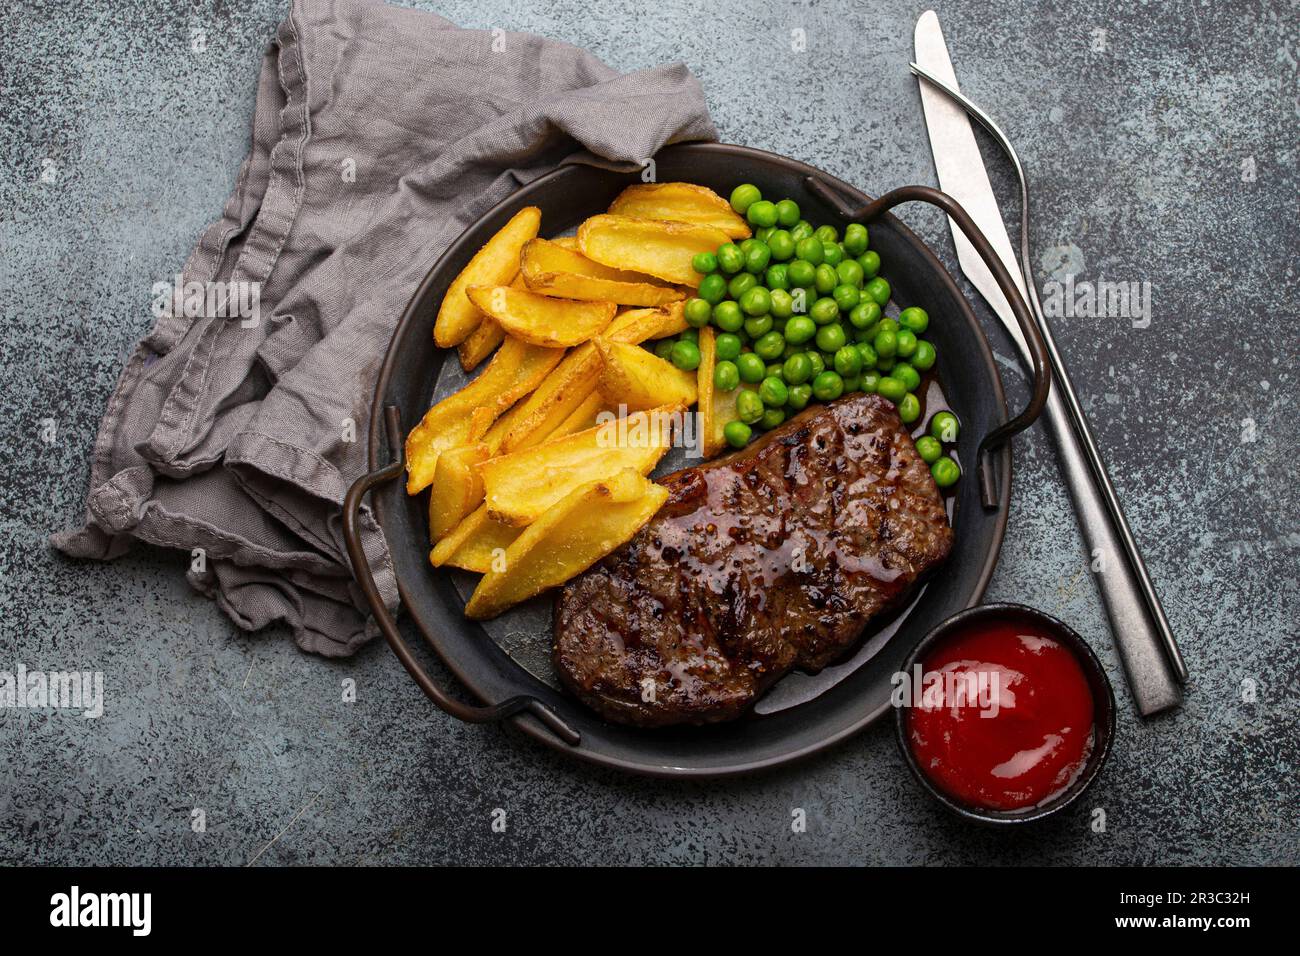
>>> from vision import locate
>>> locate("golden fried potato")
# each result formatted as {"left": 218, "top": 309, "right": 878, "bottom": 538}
{"left": 456, "top": 274, "right": 527, "bottom": 373}
{"left": 464, "top": 469, "right": 669, "bottom": 620}
{"left": 594, "top": 338, "right": 698, "bottom": 410}
{"left": 611, "top": 301, "right": 688, "bottom": 341}
{"left": 608, "top": 182, "right": 750, "bottom": 239}
{"left": 466, "top": 285, "right": 615, "bottom": 348}
{"left": 548, "top": 391, "right": 606, "bottom": 440}
{"left": 405, "top": 336, "right": 563, "bottom": 494}
{"left": 429, "top": 504, "right": 521, "bottom": 573}
{"left": 428, "top": 442, "right": 489, "bottom": 542}
{"left": 696, "top": 326, "right": 721, "bottom": 458}
{"left": 434, "top": 207, "right": 540, "bottom": 348}
{"left": 577, "top": 215, "right": 731, "bottom": 286}
{"left": 480, "top": 404, "right": 678, "bottom": 525}
{"left": 520, "top": 239, "right": 683, "bottom": 308}
{"left": 705, "top": 382, "right": 757, "bottom": 455}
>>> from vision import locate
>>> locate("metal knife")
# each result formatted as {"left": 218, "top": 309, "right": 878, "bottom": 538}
{"left": 913, "top": 9, "right": 1186, "bottom": 716}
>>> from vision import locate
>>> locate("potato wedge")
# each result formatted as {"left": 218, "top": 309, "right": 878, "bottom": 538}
{"left": 578, "top": 215, "right": 731, "bottom": 286}
{"left": 608, "top": 182, "right": 750, "bottom": 240}
{"left": 706, "top": 382, "right": 757, "bottom": 456}
{"left": 456, "top": 275, "right": 526, "bottom": 373}
{"left": 466, "top": 285, "right": 615, "bottom": 348}
{"left": 520, "top": 239, "right": 683, "bottom": 308}
{"left": 697, "top": 326, "right": 720, "bottom": 458}
{"left": 434, "top": 207, "right": 540, "bottom": 348}
{"left": 429, "top": 504, "right": 521, "bottom": 573}
{"left": 405, "top": 336, "right": 563, "bottom": 493}
{"left": 550, "top": 235, "right": 579, "bottom": 250}
{"left": 480, "top": 404, "right": 677, "bottom": 525}
{"left": 611, "top": 301, "right": 688, "bottom": 341}
{"left": 428, "top": 442, "right": 489, "bottom": 541}
{"left": 594, "top": 338, "right": 698, "bottom": 410}
{"left": 464, "top": 469, "right": 669, "bottom": 620}
{"left": 549, "top": 391, "right": 606, "bottom": 440}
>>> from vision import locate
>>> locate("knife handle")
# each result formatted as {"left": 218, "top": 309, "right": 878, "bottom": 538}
{"left": 1039, "top": 386, "right": 1182, "bottom": 716}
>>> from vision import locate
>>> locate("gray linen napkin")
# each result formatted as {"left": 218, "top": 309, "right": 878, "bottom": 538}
{"left": 53, "top": 0, "right": 717, "bottom": 656}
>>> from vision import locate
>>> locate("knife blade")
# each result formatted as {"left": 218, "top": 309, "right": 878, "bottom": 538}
{"left": 912, "top": 10, "right": 1186, "bottom": 715}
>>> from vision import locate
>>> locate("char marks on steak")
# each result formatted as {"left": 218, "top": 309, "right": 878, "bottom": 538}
{"left": 553, "top": 392, "right": 954, "bottom": 727}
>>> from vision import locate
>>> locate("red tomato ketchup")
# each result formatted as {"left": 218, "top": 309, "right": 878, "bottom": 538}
{"left": 906, "top": 619, "right": 1095, "bottom": 811}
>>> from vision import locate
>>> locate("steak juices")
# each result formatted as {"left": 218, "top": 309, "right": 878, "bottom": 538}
{"left": 904, "top": 615, "right": 1097, "bottom": 812}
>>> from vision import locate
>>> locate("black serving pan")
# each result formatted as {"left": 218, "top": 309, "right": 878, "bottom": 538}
{"left": 343, "top": 142, "right": 1049, "bottom": 777}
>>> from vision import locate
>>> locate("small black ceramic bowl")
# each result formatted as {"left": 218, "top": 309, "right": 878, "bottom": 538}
{"left": 894, "top": 603, "right": 1116, "bottom": 826}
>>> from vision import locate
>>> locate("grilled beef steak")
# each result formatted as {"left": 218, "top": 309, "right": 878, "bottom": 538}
{"left": 553, "top": 392, "right": 954, "bottom": 727}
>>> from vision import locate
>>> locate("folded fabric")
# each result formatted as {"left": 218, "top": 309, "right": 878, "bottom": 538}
{"left": 53, "top": 0, "right": 717, "bottom": 656}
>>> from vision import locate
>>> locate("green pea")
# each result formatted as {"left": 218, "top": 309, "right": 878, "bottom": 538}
{"left": 692, "top": 251, "right": 718, "bottom": 274}
{"left": 715, "top": 332, "right": 743, "bottom": 361}
{"left": 783, "top": 352, "right": 813, "bottom": 384}
{"left": 860, "top": 371, "right": 881, "bottom": 394}
{"left": 813, "top": 224, "right": 839, "bottom": 243}
{"left": 877, "top": 375, "right": 907, "bottom": 402}
{"left": 911, "top": 339, "right": 936, "bottom": 371}
{"left": 874, "top": 328, "right": 898, "bottom": 358}
{"left": 728, "top": 272, "right": 758, "bottom": 299}
{"left": 744, "top": 242, "right": 771, "bottom": 274}
{"left": 855, "top": 341, "right": 878, "bottom": 368}
{"left": 816, "top": 323, "right": 847, "bottom": 353}
{"left": 876, "top": 355, "right": 896, "bottom": 372}
{"left": 736, "top": 388, "right": 765, "bottom": 424}
{"left": 822, "top": 242, "right": 844, "bottom": 267}
{"left": 740, "top": 286, "right": 771, "bottom": 317}
{"left": 896, "top": 328, "right": 918, "bottom": 359}
{"left": 930, "top": 411, "right": 960, "bottom": 442}
{"left": 836, "top": 259, "right": 865, "bottom": 288}
{"left": 755, "top": 226, "right": 775, "bottom": 243}
{"left": 898, "top": 306, "right": 930, "bottom": 334}
{"left": 684, "top": 297, "right": 712, "bottom": 328}
{"left": 713, "top": 359, "right": 740, "bottom": 391}
{"left": 834, "top": 345, "right": 863, "bottom": 377}
{"left": 764, "top": 263, "right": 790, "bottom": 290}
{"left": 878, "top": 317, "right": 899, "bottom": 335}
{"left": 760, "top": 407, "right": 785, "bottom": 430}
{"left": 813, "top": 263, "right": 838, "bottom": 294}
{"left": 848, "top": 300, "right": 882, "bottom": 330}
{"left": 679, "top": 328, "right": 698, "bottom": 344}
{"left": 787, "top": 259, "right": 816, "bottom": 287}
{"left": 754, "top": 330, "right": 786, "bottom": 360}
{"left": 788, "top": 383, "right": 812, "bottom": 411}
{"left": 698, "top": 273, "right": 726, "bottom": 304}
{"left": 730, "top": 184, "right": 762, "bottom": 214}
{"left": 897, "top": 392, "right": 921, "bottom": 424}
{"left": 893, "top": 362, "right": 921, "bottom": 392}
{"left": 931, "top": 457, "right": 961, "bottom": 488}
{"left": 744, "top": 315, "right": 773, "bottom": 339}
{"left": 717, "top": 243, "right": 744, "bottom": 274}
{"left": 812, "top": 370, "right": 844, "bottom": 401}
{"left": 766, "top": 362, "right": 785, "bottom": 380}
{"left": 736, "top": 352, "right": 766, "bottom": 384}
{"left": 670, "top": 339, "right": 701, "bottom": 371}
{"left": 713, "top": 300, "right": 744, "bottom": 332}
{"left": 864, "top": 276, "right": 891, "bottom": 306}
{"left": 806, "top": 351, "right": 826, "bottom": 377}
{"left": 759, "top": 375, "right": 789, "bottom": 408}
{"left": 858, "top": 251, "right": 881, "bottom": 278}
{"left": 775, "top": 199, "right": 801, "bottom": 228}
{"left": 832, "top": 283, "right": 860, "bottom": 311}
{"left": 794, "top": 237, "right": 824, "bottom": 265}
{"left": 843, "top": 223, "right": 869, "bottom": 256}
{"left": 784, "top": 315, "right": 816, "bottom": 345}
{"left": 915, "top": 435, "right": 943, "bottom": 464}
{"left": 654, "top": 339, "right": 674, "bottom": 361}
{"left": 842, "top": 373, "right": 862, "bottom": 393}
{"left": 809, "top": 297, "right": 840, "bottom": 325}
{"left": 724, "top": 420, "right": 752, "bottom": 448}
{"left": 747, "top": 200, "right": 778, "bottom": 228}
{"left": 789, "top": 220, "right": 815, "bottom": 242}
{"left": 769, "top": 288, "right": 795, "bottom": 319}
{"left": 767, "top": 230, "right": 794, "bottom": 261}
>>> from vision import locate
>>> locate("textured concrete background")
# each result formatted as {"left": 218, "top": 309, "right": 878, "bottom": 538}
{"left": 2, "top": 0, "right": 1296, "bottom": 865}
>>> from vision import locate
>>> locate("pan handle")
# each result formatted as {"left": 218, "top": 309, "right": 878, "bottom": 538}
{"left": 804, "top": 178, "right": 1051, "bottom": 509}
{"left": 342, "top": 404, "right": 581, "bottom": 746}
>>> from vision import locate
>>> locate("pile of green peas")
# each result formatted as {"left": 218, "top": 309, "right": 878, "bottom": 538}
{"left": 651, "top": 182, "right": 960, "bottom": 488}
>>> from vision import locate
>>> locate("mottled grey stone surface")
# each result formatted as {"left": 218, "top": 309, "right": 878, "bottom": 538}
{"left": 1, "top": 0, "right": 1296, "bottom": 865}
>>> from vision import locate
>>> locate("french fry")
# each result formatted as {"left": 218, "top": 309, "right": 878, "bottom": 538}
{"left": 520, "top": 239, "right": 683, "bottom": 308}
{"left": 697, "top": 326, "right": 720, "bottom": 458}
{"left": 480, "top": 404, "right": 678, "bottom": 525}
{"left": 466, "top": 285, "right": 615, "bottom": 348}
{"left": 548, "top": 391, "right": 606, "bottom": 440}
{"left": 429, "top": 504, "right": 521, "bottom": 573}
{"left": 464, "top": 469, "right": 669, "bottom": 620}
{"left": 428, "top": 442, "right": 489, "bottom": 542}
{"left": 456, "top": 275, "right": 526, "bottom": 373}
{"left": 577, "top": 215, "right": 731, "bottom": 286}
{"left": 608, "top": 182, "right": 750, "bottom": 239}
{"left": 434, "top": 206, "right": 540, "bottom": 348}
{"left": 405, "top": 336, "right": 563, "bottom": 494}
{"left": 594, "top": 338, "right": 698, "bottom": 410}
